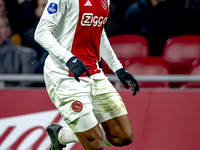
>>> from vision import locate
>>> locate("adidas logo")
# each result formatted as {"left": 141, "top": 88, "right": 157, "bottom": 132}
{"left": 84, "top": 0, "right": 92, "bottom": 6}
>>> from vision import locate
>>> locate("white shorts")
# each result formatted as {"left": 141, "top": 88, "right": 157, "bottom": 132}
{"left": 44, "top": 56, "right": 128, "bottom": 132}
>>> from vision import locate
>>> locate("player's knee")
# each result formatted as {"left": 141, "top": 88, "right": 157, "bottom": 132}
{"left": 118, "top": 132, "right": 133, "bottom": 146}
{"left": 121, "top": 132, "right": 133, "bottom": 146}
{"left": 108, "top": 131, "right": 134, "bottom": 146}
{"left": 91, "top": 139, "right": 104, "bottom": 150}
{"left": 84, "top": 138, "right": 104, "bottom": 150}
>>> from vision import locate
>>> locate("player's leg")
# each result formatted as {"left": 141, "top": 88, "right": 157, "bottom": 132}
{"left": 75, "top": 124, "right": 104, "bottom": 150}
{"left": 91, "top": 76, "right": 134, "bottom": 147}
{"left": 66, "top": 112, "right": 133, "bottom": 148}
{"left": 46, "top": 110, "right": 104, "bottom": 150}
{"left": 47, "top": 109, "right": 114, "bottom": 150}
{"left": 66, "top": 110, "right": 104, "bottom": 150}
{"left": 59, "top": 110, "right": 113, "bottom": 149}
{"left": 101, "top": 114, "right": 133, "bottom": 146}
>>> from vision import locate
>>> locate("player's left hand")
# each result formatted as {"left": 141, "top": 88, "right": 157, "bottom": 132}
{"left": 116, "top": 68, "right": 139, "bottom": 96}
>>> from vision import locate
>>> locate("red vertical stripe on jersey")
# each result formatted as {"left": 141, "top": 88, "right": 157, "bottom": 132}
{"left": 70, "top": 0, "right": 109, "bottom": 76}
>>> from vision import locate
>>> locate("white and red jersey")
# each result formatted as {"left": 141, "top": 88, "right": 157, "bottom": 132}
{"left": 35, "top": 0, "right": 122, "bottom": 76}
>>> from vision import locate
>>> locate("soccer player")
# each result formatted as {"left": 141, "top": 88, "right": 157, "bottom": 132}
{"left": 34, "top": 0, "right": 139, "bottom": 149}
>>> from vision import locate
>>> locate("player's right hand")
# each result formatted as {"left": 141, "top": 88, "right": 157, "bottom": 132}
{"left": 66, "top": 56, "right": 90, "bottom": 82}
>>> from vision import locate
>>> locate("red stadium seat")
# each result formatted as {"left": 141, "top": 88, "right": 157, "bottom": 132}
{"left": 108, "top": 34, "right": 149, "bottom": 59}
{"left": 181, "top": 59, "right": 200, "bottom": 88}
{"left": 102, "top": 34, "right": 149, "bottom": 74}
{"left": 162, "top": 35, "right": 200, "bottom": 75}
{"left": 125, "top": 56, "right": 170, "bottom": 88}
{"left": 190, "top": 58, "right": 200, "bottom": 74}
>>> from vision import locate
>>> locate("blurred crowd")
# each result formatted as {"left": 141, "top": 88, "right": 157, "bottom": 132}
{"left": 0, "top": 0, "right": 200, "bottom": 87}
{"left": 0, "top": 0, "right": 47, "bottom": 87}
{"left": 106, "top": 0, "right": 200, "bottom": 56}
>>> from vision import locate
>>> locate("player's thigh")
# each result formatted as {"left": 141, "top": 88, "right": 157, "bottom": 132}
{"left": 68, "top": 110, "right": 104, "bottom": 149}
{"left": 91, "top": 78, "right": 133, "bottom": 145}
{"left": 91, "top": 78, "right": 128, "bottom": 123}
{"left": 75, "top": 124, "right": 104, "bottom": 149}
{"left": 101, "top": 114, "right": 133, "bottom": 146}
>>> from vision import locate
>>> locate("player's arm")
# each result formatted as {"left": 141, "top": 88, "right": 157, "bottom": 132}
{"left": 34, "top": 19, "right": 74, "bottom": 63}
{"left": 100, "top": 29, "right": 139, "bottom": 95}
{"left": 34, "top": 19, "right": 90, "bottom": 81}
{"left": 34, "top": 0, "right": 89, "bottom": 81}
{"left": 100, "top": 29, "right": 122, "bottom": 72}
{"left": 34, "top": 0, "right": 74, "bottom": 63}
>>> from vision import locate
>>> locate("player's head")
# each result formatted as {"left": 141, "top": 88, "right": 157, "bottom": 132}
{"left": 0, "top": 16, "right": 12, "bottom": 45}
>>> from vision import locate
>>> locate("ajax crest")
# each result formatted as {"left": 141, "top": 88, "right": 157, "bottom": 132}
{"left": 71, "top": 101, "right": 83, "bottom": 112}
{"left": 101, "top": 0, "right": 108, "bottom": 10}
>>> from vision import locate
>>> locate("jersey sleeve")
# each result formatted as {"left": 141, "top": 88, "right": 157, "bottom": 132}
{"left": 34, "top": 0, "right": 74, "bottom": 63}
{"left": 41, "top": 0, "right": 66, "bottom": 25}
{"left": 100, "top": 29, "right": 123, "bottom": 73}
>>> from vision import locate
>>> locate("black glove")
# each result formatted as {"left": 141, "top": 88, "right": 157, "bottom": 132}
{"left": 116, "top": 68, "right": 139, "bottom": 96}
{"left": 66, "top": 56, "right": 90, "bottom": 82}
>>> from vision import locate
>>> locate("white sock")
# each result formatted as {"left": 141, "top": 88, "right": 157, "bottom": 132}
{"left": 58, "top": 124, "right": 112, "bottom": 146}
{"left": 58, "top": 128, "right": 79, "bottom": 145}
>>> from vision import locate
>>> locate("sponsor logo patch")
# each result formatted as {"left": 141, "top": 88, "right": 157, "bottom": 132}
{"left": 47, "top": 3, "right": 58, "bottom": 14}
{"left": 71, "top": 101, "right": 83, "bottom": 112}
{"left": 81, "top": 13, "right": 107, "bottom": 27}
